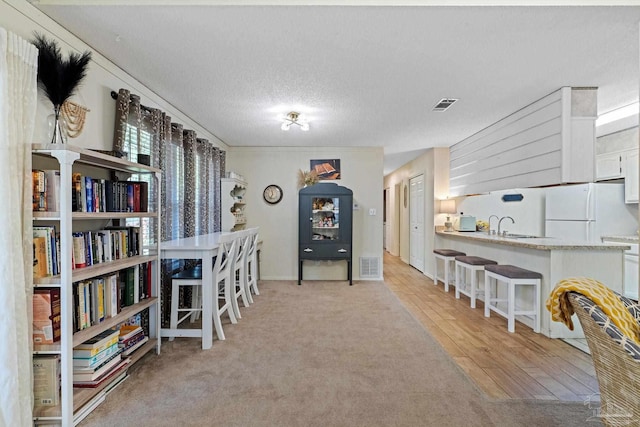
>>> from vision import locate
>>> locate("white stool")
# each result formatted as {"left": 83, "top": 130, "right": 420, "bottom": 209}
{"left": 231, "top": 230, "right": 250, "bottom": 319}
{"left": 484, "top": 264, "right": 541, "bottom": 333}
{"left": 455, "top": 255, "right": 497, "bottom": 308}
{"left": 169, "top": 265, "right": 203, "bottom": 341}
{"left": 244, "top": 227, "right": 260, "bottom": 302}
{"left": 433, "top": 249, "right": 466, "bottom": 292}
{"left": 164, "top": 234, "right": 238, "bottom": 345}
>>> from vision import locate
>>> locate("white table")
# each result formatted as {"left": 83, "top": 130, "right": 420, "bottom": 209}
{"left": 160, "top": 232, "right": 237, "bottom": 349}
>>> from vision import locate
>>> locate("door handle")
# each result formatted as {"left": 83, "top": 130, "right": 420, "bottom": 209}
{"left": 338, "top": 248, "right": 347, "bottom": 253}
{"left": 304, "top": 248, "right": 313, "bottom": 252}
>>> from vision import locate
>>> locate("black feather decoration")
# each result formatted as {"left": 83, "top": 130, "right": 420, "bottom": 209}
{"left": 32, "top": 33, "right": 92, "bottom": 108}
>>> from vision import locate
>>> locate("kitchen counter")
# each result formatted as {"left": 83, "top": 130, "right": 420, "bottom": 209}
{"left": 600, "top": 235, "right": 639, "bottom": 244}
{"left": 436, "top": 229, "right": 628, "bottom": 339}
{"left": 437, "top": 230, "right": 631, "bottom": 251}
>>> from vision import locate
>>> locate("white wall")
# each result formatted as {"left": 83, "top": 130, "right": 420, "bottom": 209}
{"left": 455, "top": 188, "right": 546, "bottom": 236}
{"left": 383, "top": 147, "right": 449, "bottom": 279}
{"left": 227, "top": 146, "right": 384, "bottom": 281}
{"left": 1, "top": 0, "right": 227, "bottom": 151}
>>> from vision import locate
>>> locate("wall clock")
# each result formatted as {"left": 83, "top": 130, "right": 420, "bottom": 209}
{"left": 263, "top": 184, "right": 283, "bottom": 204}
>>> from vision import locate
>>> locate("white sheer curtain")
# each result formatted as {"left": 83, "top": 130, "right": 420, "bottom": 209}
{"left": 0, "top": 28, "right": 38, "bottom": 426}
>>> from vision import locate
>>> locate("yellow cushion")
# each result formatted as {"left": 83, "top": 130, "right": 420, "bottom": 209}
{"left": 546, "top": 277, "right": 640, "bottom": 346}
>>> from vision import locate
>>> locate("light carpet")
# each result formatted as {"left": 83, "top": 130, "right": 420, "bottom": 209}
{"left": 79, "top": 281, "right": 601, "bottom": 427}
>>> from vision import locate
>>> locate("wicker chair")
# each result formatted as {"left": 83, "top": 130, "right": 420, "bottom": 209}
{"left": 568, "top": 293, "right": 640, "bottom": 427}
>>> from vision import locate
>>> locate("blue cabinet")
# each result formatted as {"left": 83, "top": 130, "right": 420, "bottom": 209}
{"left": 298, "top": 183, "right": 353, "bottom": 285}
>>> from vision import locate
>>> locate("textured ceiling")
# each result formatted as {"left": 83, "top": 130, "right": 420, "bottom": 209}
{"left": 32, "top": 2, "right": 640, "bottom": 174}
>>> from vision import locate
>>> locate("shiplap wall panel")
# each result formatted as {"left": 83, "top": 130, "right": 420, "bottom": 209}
{"left": 449, "top": 87, "right": 595, "bottom": 196}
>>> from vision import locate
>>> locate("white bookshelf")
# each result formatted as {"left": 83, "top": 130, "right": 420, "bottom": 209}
{"left": 31, "top": 144, "right": 161, "bottom": 426}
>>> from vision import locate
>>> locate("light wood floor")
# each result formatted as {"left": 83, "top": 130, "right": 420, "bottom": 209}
{"left": 382, "top": 251, "right": 599, "bottom": 402}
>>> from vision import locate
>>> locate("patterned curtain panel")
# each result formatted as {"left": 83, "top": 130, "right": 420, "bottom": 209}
{"left": 111, "top": 89, "right": 225, "bottom": 326}
{"left": 183, "top": 129, "right": 197, "bottom": 238}
{"left": 215, "top": 148, "right": 225, "bottom": 232}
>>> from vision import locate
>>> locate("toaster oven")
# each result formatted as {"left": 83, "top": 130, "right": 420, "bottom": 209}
{"left": 458, "top": 215, "right": 477, "bottom": 232}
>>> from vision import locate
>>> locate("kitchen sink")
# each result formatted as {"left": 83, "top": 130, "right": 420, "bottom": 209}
{"left": 503, "top": 233, "right": 543, "bottom": 239}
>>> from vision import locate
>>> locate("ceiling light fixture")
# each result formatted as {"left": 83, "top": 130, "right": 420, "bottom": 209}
{"left": 281, "top": 111, "right": 310, "bottom": 131}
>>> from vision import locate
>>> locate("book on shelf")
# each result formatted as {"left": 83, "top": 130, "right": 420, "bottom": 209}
{"left": 74, "top": 328, "right": 120, "bottom": 357}
{"left": 33, "top": 236, "right": 48, "bottom": 280}
{"left": 33, "top": 288, "right": 61, "bottom": 344}
{"left": 33, "top": 226, "right": 58, "bottom": 276}
{"left": 119, "top": 266, "right": 137, "bottom": 307}
{"left": 105, "top": 273, "right": 120, "bottom": 318}
{"left": 119, "top": 330, "right": 145, "bottom": 351}
{"left": 121, "top": 336, "right": 148, "bottom": 357}
{"left": 33, "top": 355, "right": 60, "bottom": 408}
{"left": 72, "top": 352, "right": 122, "bottom": 382}
{"left": 73, "top": 342, "right": 120, "bottom": 368}
{"left": 32, "top": 169, "right": 47, "bottom": 211}
{"left": 44, "top": 169, "right": 61, "bottom": 212}
{"left": 72, "top": 172, "right": 84, "bottom": 212}
{"left": 73, "top": 358, "right": 130, "bottom": 388}
{"left": 118, "top": 324, "right": 143, "bottom": 342}
{"left": 90, "top": 277, "right": 106, "bottom": 324}
{"left": 72, "top": 232, "right": 86, "bottom": 268}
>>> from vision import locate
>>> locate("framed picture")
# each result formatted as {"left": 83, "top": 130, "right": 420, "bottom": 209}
{"left": 310, "top": 159, "right": 341, "bottom": 180}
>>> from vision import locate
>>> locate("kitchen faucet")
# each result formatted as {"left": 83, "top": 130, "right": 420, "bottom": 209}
{"left": 498, "top": 216, "right": 515, "bottom": 236}
{"left": 488, "top": 215, "right": 499, "bottom": 235}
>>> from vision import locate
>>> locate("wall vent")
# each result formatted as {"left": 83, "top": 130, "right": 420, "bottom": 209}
{"left": 433, "top": 98, "right": 458, "bottom": 112}
{"left": 360, "top": 257, "right": 381, "bottom": 278}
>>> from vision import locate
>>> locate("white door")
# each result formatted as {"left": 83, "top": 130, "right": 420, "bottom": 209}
{"left": 409, "top": 175, "right": 425, "bottom": 272}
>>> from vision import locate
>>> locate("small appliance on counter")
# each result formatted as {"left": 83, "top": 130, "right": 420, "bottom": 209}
{"left": 457, "top": 215, "right": 477, "bottom": 232}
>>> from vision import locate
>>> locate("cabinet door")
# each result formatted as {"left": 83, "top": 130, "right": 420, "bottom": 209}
{"left": 624, "top": 150, "right": 639, "bottom": 203}
{"left": 310, "top": 197, "right": 342, "bottom": 242}
{"left": 624, "top": 253, "right": 639, "bottom": 300}
{"left": 596, "top": 152, "right": 623, "bottom": 181}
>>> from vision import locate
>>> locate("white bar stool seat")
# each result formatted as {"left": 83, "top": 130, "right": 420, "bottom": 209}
{"left": 484, "top": 264, "right": 541, "bottom": 333}
{"left": 455, "top": 255, "right": 497, "bottom": 308}
{"left": 433, "top": 249, "right": 466, "bottom": 292}
{"left": 168, "top": 264, "right": 203, "bottom": 341}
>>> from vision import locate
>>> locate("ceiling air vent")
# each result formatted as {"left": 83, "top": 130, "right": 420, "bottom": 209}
{"left": 433, "top": 98, "right": 458, "bottom": 112}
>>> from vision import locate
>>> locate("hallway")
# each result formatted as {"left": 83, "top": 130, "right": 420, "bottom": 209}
{"left": 382, "top": 252, "right": 600, "bottom": 402}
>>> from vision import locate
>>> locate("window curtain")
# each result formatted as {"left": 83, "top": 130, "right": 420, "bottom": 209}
{"left": 0, "top": 28, "right": 38, "bottom": 426}
{"left": 111, "top": 88, "right": 225, "bottom": 326}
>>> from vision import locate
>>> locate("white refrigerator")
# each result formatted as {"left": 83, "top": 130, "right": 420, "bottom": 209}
{"left": 545, "top": 183, "right": 637, "bottom": 242}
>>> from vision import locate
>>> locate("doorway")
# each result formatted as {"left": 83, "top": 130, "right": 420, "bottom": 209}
{"left": 409, "top": 174, "right": 425, "bottom": 272}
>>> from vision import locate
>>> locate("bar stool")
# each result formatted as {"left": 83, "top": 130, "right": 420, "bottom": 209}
{"left": 169, "top": 264, "right": 203, "bottom": 341}
{"left": 455, "top": 255, "right": 497, "bottom": 308}
{"left": 231, "top": 230, "right": 250, "bottom": 319}
{"left": 165, "top": 234, "right": 238, "bottom": 344}
{"left": 433, "top": 249, "right": 466, "bottom": 292}
{"left": 244, "top": 227, "right": 260, "bottom": 303}
{"left": 484, "top": 264, "right": 541, "bottom": 333}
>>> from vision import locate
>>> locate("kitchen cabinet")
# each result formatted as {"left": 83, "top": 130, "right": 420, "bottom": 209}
{"left": 596, "top": 152, "right": 623, "bottom": 180}
{"left": 298, "top": 183, "right": 353, "bottom": 285}
{"left": 624, "top": 150, "right": 639, "bottom": 203}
